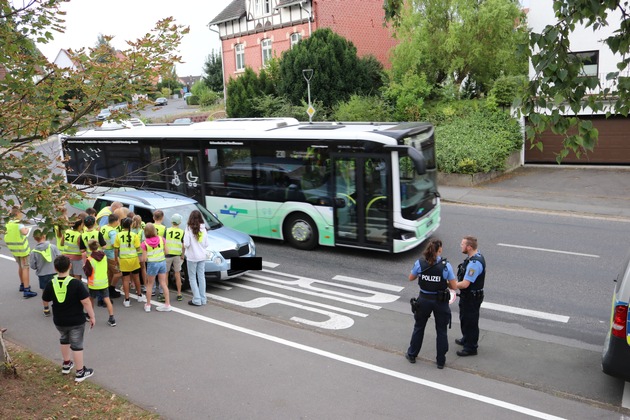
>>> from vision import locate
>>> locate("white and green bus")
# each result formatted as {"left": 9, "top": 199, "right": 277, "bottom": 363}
{"left": 63, "top": 118, "right": 440, "bottom": 253}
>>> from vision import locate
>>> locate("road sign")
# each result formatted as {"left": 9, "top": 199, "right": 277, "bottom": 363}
{"left": 306, "top": 105, "right": 316, "bottom": 119}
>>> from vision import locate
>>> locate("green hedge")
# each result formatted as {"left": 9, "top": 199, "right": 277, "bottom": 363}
{"left": 435, "top": 108, "right": 522, "bottom": 174}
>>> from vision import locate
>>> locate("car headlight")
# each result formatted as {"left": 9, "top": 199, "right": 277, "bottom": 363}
{"left": 205, "top": 250, "right": 224, "bottom": 266}
{"left": 249, "top": 238, "right": 256, "bottom": 255}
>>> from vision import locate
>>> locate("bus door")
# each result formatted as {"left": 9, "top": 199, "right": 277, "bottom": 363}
{"left": 164, "top": 150, "right": 205, "bottom": 204}
{"left": 333, "top": 154, "right": 391, "bottom": 251}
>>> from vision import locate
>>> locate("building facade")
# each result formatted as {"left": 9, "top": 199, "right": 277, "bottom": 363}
{"left": 209, "top": 0, "right": 397, "bottom": 87}
{"left": 526, "top": 1, "right": 630, "bottom": 164}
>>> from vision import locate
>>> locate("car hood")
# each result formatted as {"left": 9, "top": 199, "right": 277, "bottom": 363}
{"left": 206, "top": 226, "right": 251, "bottom": 252}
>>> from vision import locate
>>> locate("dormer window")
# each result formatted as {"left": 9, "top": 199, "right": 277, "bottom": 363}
{"left": 253, "top": 0, "right": 272, "bottom": 17}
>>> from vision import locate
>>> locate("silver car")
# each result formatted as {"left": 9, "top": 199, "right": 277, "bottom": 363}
{"left": 92, "top": 190, "right": 256, "bottom": 283}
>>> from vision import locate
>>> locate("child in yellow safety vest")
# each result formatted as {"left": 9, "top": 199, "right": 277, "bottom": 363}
{"left": 141, "top": 223, "right": 172, "bottom": 312}
{"left": 5, "top": 206, "right": 37, "bottom": 298}
{"left": 61, "top": 215, "right": 86, "bottom": 280}
{"left": 152, "top": 210, "right": 167, "bottom": 300}
{"left": 83, "top": 240, "right": 116, "bottom": 327}
{"left": 30, "top": 229, "right": 61, "bottom": 316}
{"left": 165, "top": 213, "right": 185, "bottom": 302}
{"left": 114, "top": 217, "right": 144, "bottom": 308}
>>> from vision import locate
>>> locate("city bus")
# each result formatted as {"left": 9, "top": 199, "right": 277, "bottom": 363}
{"left": 62, "top": 118, "right": 440, "bottom": 253}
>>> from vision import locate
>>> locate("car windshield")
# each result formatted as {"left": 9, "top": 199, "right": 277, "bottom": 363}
{"left": 162, "top": 202, "right": 223, "bottom": 230}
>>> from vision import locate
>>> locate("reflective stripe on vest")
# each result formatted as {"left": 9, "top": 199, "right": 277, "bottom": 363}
{"left": 32, "top": 244, "right": 53, "bottom": 262}
{"left": 52, "top": 275, "right": 73, "bottom": 303}
{"left": 116, "top": 231, "right": 139, "bottom": 259}
{"left": 87, "top": 257, "right": 108, "bottom": 289}
{"left": 62, "top": 229, "right": 82, "bottom": 255}
{"left": 5, "top": 220, "right": 30, "bottom": 257}
{"left": 145, "top": 237, "right": 166, "bottom": 262}
{"left": 165, "top": 227, "right": 184, "bottom": 256}
{"left": 100, "top": 225, "right": 115, "bottom": 250}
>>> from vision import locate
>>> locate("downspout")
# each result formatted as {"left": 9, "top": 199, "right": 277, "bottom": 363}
{"left": 299, "top": 0, "right": 312, "bottom": 36}
{"left": 208, "top": 26, "right": 227, "bottom": 104}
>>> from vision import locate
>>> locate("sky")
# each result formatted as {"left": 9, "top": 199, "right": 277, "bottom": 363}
{"left": 36, "top": 0, "right": 232, "bottom": 77}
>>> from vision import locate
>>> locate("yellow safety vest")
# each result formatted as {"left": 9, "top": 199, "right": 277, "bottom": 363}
{"left": 52, "top": 275, "right": 73, "bottom": 303}
{"left": 165, "top": 227, "right": 184, "bottom": 256}
{"left": 32, "top": 244, "right": 53, "bottom": 262}
{"left": 95, "top": 206, "right": 112, "bottom": 224}
{"left": 4, "top": 220, "right": 30, "bottom": 257}
{"left": 62, "top": 229, "right": 82, "bottom": 255}
{"left": 86, "top": 257, "right": 108, "bottom": 290}
{"left": 116, "top": 231, "right": 139, "bottom": 259}
{"left": 81, "top": 230, "right": 100, "bottom": 256}
{"left": 155, "top": 224, "right": 166, "bottom": 238}
{"left": 100, "top": 225, "right": 116, "bottom": 250}
{"left": 145, "top": 237, "right": 166, "bottom": 262}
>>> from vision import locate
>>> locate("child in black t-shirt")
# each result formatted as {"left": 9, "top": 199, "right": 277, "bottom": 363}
{"left": 42, "top": 255, "right": 96, "bottom": 382}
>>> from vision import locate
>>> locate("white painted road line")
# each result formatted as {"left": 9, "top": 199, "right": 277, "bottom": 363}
{"left": 332, "top": 275, "right": 405, "bottom": 292}
{"left": 497, "top": 243, "right": 599, "bottom": 258}
{"left": 262, "top": 260, "right": 279, "bottom": 268}
{"left": 482, "top": 302, "right": 570, "bottom": 323}
{"left": 169, "top": 306, "right": 565, "bottom": 420}
{"left": 0, "top": 254, "right": 13, "bottom": 261}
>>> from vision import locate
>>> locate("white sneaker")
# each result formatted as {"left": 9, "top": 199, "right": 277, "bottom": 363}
{"left": 144, "top": 304, "right": 151, "bottom": 312}
{"left": 137, "top": 295, "right": 147, "bottom": 303}
{"left": 123, "top": 299, "right": 131, "bottom": 308}
{"left": 156, "top": 304, "right": 172, "bottom": 312}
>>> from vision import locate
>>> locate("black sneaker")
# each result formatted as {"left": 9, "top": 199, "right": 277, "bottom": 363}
{"left": 62, "top": 360, "right": 74, "bottom": 375}
{"left": 405, "top": 353, "right": 416, "bottom": 364}
{"left": 43, "top": 307, "right": 51, "bottom": 317}
{"left": 75, "top": 367, "right": 94, "bottom": 382}
{"left": 107, "top": 317, "right": 116, "bottom": 327}
{"left": 109, "top": 286, "right": 121, "bottom": 298}
{"left": 97, "top": 300, "right": 106, "bottom": 308}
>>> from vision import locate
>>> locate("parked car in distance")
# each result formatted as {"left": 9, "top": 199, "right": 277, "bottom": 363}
{"left": 183, "top": 92, "right": 193, "bottom": 99}
{"left": 96, "top": 108, "right": 111, "bottom": 120}
{"left": 92, "top": 190, "right": 256, "bottom": 284}
{"left": 155, "top": 97, "right": 168, "bottom": 106}
{"left": 602, "top": 248, "right": 630, "bottom": 380}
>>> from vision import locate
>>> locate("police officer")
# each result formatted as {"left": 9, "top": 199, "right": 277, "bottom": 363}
{"left": 454, "top": 236, "right": 486, "bottom": 356}
{"left": 405, "top": 239, "right": 457, "bottom": 369}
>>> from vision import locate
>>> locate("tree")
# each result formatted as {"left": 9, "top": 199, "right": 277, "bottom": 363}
{"left": 387, "top": 0, "right": 528, "bottom": 94}
{"left": 226, "top": 67, "right": 275, "bottom": 117}
{"left": 202, "top": 49, "right": 223, "bottom": 93}
{"left": 276, "top": 28, "right": 385, "bottom": 109}
{"left": 521, "top": 1, "right": 630, "bottom": 162}
{"left": 0, "top": 1, "right": 188, "bottom": 237}
{"left": 156, "top": 66, "right": 183, "bottom": 97}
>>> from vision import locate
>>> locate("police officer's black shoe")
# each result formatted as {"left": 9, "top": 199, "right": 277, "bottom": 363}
{"left": 437, "top": 363, "right": 444, "bottom": 369}
{"left": 455, "top": 338, "right": 464, "bottom": 346}
{"left": 456, "top": 349, "right": 477, "bottom": 357}
{"left": 405, "top": 353, "right": 416, "bottom": 364}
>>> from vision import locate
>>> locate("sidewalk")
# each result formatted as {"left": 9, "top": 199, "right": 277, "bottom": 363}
{"left": 439, "top": 165, "right": 630, "bottom": 220}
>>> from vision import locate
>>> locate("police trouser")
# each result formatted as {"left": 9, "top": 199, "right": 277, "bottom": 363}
{"left": 458, "top": 293, "right": 483, "bottom": 351}
{"left": 407, "top": 295, "right": 451, "bottom": 365}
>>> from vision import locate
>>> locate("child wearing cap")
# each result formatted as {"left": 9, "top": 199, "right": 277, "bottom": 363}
{"left": 30, "top": 229, "right": 61, "bottom": 316}
{"left": 165, "top": 214, "right": 185, "bottom": 301}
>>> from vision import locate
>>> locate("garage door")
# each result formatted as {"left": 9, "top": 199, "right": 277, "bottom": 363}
{"left": 525, "top": 115, "right": 630, "bottom": 164}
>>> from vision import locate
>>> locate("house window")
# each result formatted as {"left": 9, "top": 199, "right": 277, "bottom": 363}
{"left": 261, "top": 39, "right": 272, "bottom": 67}
{"left": 264, "top": 0, "right": 271, "bottom": 14}
{"left": 235, "top": 44, "right": 245, "bottom": 72}
{"left": 290, "top": 33, "right": 302, "bottom": 49}
{"left": 570, "top": 51, "right": 599, "bottom": 77}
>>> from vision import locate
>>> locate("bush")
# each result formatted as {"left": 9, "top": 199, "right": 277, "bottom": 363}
{"left": 332, "top": 95, "right": 392, "bottom": 121}
{"left": 489, "top": 75, "right": 528, "bottom": 108}
{"left": 436, "top": 108, "right": 522, "bottom": 174}
{"left": 186, "top": 95, "right": 199, "bottom": 105}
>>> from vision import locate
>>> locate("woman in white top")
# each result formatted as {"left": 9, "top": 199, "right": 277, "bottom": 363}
{"left": 183, "top": 210, "right": 210, "bottom": 306}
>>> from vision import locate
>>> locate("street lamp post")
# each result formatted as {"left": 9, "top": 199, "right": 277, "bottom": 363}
{"left": 303, "top": 69, "right": 314, "bottom": 123}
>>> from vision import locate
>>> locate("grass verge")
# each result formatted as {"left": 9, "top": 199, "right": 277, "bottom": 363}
{"left": 0, "top": 340, "right": 159, "bottom": 419}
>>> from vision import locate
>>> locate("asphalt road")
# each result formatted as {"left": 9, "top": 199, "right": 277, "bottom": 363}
{"left": 2, "top": 202, "right": 629, "bottom": 419}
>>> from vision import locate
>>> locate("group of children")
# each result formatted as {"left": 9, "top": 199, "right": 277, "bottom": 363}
{"left": 6, "top": 203, "right": 189, "bottom": 383}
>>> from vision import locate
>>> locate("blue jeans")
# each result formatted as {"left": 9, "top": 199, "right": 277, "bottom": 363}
{"left": 187, "top": 260, "right": 206, "bottom": 305}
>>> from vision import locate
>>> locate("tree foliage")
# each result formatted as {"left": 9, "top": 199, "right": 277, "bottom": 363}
{"left": 521, "top": 1, "right": 630, "bottom": 162}
{"left": 276, "top": 28, "right": 385, "bottom": 109}
{"left": 0, "top": 0, "right": 187, "bottom": 236}
{"left": 226, "top": 67, "right": 275, "bottom": 117}
{"left": 202, "top": 49, "right": 223, "bottom": 93}
{"left": 387, "top": 0, "right": 528, "bottom": 94}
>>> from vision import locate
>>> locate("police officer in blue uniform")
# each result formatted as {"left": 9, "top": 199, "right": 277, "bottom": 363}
{"left": 405, "top": 239, "right": 457, "bottom": 369}
{"left": 455, "top": 236, "right": 486, "bottom": 356}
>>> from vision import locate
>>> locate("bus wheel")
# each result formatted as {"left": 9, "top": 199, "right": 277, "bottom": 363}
{"left": 284, "top": 213, "right": 318, "bottom": 250}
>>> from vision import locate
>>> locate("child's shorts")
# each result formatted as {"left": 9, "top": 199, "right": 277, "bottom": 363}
{"left": 146, "top": 261, "right": 167, "bottom": 276}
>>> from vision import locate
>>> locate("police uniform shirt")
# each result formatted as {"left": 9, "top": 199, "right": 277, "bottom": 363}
{"left": 410, "top": 256, "right": 455, "bottom": 285}
{"left": 463, "top": 252, "right": 485, "bottom": 284}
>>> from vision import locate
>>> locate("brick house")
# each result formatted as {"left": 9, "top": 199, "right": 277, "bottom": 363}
{"left": 525, "top": 1, "right": 630, "bottom": 164}
{"left": 209, "top": 0, "right": 397, "bottom": 87}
